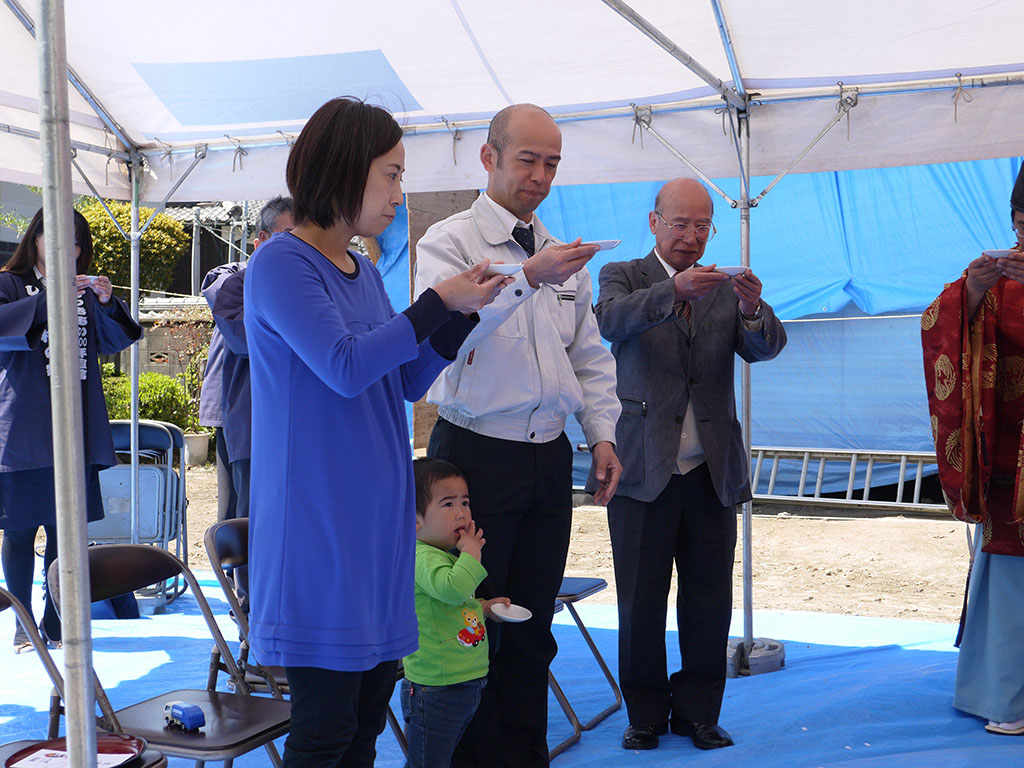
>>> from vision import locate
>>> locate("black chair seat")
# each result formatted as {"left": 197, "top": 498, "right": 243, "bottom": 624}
{"left": 111, "top": 689, "right": 290, "bottom": 761}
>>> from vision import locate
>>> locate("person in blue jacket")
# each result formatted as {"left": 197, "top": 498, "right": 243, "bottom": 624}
{"left": 0, "top": 208, "right": 141, "bottom": 651}
{"left": 244, "top": 97, "right": 512, "bottom": 767}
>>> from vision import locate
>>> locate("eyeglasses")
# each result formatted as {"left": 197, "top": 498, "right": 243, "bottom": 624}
{"left": 654, "top": 212, "right": 716, "bottom": 241}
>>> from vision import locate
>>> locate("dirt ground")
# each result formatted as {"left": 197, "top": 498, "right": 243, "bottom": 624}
{"left": 184, "top": 464, "right": 971, "bottom": 624}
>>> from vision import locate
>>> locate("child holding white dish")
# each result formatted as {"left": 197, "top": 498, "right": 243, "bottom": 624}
{"left": 402, "top": 458, "right": 513, "bottom": 768}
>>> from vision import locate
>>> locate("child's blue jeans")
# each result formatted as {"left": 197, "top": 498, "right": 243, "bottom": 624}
{"left": 401, "top": 676, "right": 487, "bottom": 767}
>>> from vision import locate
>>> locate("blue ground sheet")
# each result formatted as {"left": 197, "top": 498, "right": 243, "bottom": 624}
{"left": 1, "top": 572, "right": 1017, "bottom": 767}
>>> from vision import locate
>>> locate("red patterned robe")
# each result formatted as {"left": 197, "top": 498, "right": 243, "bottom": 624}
{"left": 921, "top": 273, "right": 1024, "bottom": 557}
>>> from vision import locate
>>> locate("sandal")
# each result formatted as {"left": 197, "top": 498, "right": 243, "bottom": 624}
{"left": 14, "top": 641, "right": 35, "bottom": 655}
{"left": 985, "top": 719, "right": 1024, "bottom": 735}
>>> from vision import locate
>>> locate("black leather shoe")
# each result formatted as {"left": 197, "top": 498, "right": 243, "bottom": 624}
{"left": 671, "top": 719, "right": 735, "bottom": 750}
{"left": 622, "top": 723, "right": 667, "bottom": 750}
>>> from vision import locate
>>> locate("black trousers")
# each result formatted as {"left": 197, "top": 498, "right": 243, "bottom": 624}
{"left": 607, "top": 464, "right": 737, "bottom": 728}
{"left": 429, "top": 419, "right": 572, "bottom": 768}
{"left": 283, "top": 660, "right": 397, "bottom": 768}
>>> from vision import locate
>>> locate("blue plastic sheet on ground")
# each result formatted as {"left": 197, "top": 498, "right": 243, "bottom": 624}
{"left": 1, "top": 571, "right": 1014, "bottom": 767}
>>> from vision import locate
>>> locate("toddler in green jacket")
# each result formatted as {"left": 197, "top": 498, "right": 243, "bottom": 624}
{"left": 402, "top": 458, "right": 510, "bottom": 767}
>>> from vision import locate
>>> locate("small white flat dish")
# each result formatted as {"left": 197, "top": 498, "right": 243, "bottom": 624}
{"left": 491, "top": 603, "right": 532, "bottom": 623}
{"left": 716, "top": 266, "right": 748, "bottom": 276}
{"left": 583, "top": 240, "right": 621, "bottom": 251}
{"left": 484, "top": 263, "right": 524, "bottom": 276}
{"left": 982, "top": 249, "right": 1015, "bottom": 260}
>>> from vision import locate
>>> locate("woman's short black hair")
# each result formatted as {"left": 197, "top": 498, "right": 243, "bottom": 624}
{"left": 413, "top": 457, "right": 467, "bottom": 518}
{"left": 2, "top": 207, "right": 94, "bottom": 275}
{"left": 286, "top": 98, "right": 403, "bottom": 230}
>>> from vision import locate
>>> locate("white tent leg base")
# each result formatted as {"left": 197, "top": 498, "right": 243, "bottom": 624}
{"left": 726, "top": 637, "right": 786, "bottom": 678}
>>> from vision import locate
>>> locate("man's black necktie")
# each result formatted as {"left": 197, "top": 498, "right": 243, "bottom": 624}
{"left": 512, "top": 225, "right": 535, "bottom": 256}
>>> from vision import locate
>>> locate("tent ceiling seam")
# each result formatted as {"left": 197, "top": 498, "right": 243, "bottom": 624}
{"left": 447, "top": 0, "right": 512, "bottom": 106}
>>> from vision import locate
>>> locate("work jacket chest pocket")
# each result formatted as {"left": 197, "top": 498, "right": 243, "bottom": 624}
{"left": 552, "top": 287, "right": 577, "bottom": 346}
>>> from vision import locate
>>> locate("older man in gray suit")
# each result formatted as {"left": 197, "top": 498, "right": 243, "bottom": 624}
{"left": 593, "top": 177, "right": 786, "bottom": 753}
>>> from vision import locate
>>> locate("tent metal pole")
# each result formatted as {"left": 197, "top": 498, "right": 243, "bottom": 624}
{"left": 598, "top": 0, "right": 744, "bottom": 110}
{"left": 632, "top": 107, "right": 736, "bottom": 206}
{"left": 138, "top": 146, "right": 207, "bottom": 236}
{"left": 0, "top": 121, "right": 130, "bottom": 160}
{"left": 753, "top": 91, "right": 859, "bottom": 205}
{"left": 241, "top": 200, "right": 249, "bottom": 260}
{"left": 709, "top": 0, "right": 746, "bottom": 99}
{"left": 738, "top": 111, "right": 754, "bottom": 658}
{"left": 69, "top": 150, "right": 128, "bottom": 238}
{"left": 37, "top": 1, "right": 96, "bottom": 764}
{"left": 129, "top": 160, "right": 141, "bottom": 544}
{"left": 191, "top": 207, "right": 201, "bottom": 295}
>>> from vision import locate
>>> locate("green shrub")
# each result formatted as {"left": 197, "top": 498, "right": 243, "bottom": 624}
{"left": 102, "top": 367, "right": 189, "bottom": 430}
{"left": 79, "top": 198, "right": 189, "bottom": 292}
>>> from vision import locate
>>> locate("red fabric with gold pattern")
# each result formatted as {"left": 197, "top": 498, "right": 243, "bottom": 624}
{"left": 922, "top": 274, "right": 1024, "bottom": 556}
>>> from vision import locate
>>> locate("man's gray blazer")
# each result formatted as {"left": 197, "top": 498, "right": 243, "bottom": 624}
{"left": 593, "top": 251, "right": 786, "bottom": 506}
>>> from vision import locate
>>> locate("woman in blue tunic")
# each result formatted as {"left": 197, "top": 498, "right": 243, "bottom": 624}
{"left": 244, "top": 98, "right": 510, "bottom": 767}
{"left": 0, "top": 208, "right": 142, "bottom": 651}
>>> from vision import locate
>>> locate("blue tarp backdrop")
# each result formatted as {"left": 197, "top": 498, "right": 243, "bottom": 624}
{"left": 377, "top": 156, "right": 1023, "bottom": 492}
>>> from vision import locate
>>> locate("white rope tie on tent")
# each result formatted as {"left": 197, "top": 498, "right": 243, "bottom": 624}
{"left": 630, "top": 104, "right": 650, "bottom": 148}
{"left": 103, "top": 126, "right": 116, "bottom": 187}
{"left": 225, "top": 135, "right": 248, "bottom": 171}
{"left": 276, "top": 130, "right": 296, "bottom": 147}
{"left": 154, "top": 138, "right": 175, "bottom": 180}
{"left": 715, "top": 106, "right": 729, "bottom": 137}
{"left": 439, "top": 117, "right": 462, "bottom": 165}
{"left": 836, "top": 82, "right": 855, "bottom": 140}
{"left": 952, "top": 73, "right": 972, "bottom": 122}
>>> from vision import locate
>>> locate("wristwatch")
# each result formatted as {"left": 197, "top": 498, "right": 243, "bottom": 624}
{"left": 740, "top": 302, "right": 763, "bottom": 321}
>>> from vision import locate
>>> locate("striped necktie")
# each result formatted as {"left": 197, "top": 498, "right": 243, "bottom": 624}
{"left": 675, "top": 300, "right": 692, "bottom": 326}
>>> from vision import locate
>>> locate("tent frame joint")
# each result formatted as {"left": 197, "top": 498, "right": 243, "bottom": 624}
{"left": 630, "top": 104, "right": 736, "bottom": 207}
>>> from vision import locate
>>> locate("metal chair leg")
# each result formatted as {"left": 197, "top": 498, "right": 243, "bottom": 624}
{"left": 547, "top": 670, "right": 582, "bottom": 760}
{"left": 386, "top": 704, "right": 408, "bottom": 756}
{"left": 564, "top": 602, "right": 622, "bottom": 730}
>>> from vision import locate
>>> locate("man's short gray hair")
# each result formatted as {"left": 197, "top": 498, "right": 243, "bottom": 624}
{"left": 258, "top": 195, "right": 294, "bottom": 234}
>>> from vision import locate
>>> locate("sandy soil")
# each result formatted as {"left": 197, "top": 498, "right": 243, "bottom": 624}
{"left": 184, "top": 465, "right": 971, "bottom": 624}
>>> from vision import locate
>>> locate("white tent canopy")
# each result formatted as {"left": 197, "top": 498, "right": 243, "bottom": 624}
{"left": 3, "top": 0, "right": 1024, "bottom": 202}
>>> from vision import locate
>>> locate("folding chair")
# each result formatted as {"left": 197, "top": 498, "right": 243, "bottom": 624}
{"left": 547, "top": 577, "right": 623, "bottom": 759}
{"left": 92, "top": 420, "right": 189, "bottom": 604}
{"left": 0, "top": 586, "right": 168, "bottom": 767}
{"left": 48, "top": 544, "right": 290, "bottom": 766}
{"left": 204, "top": 518, "right": 409, "bottom": 755}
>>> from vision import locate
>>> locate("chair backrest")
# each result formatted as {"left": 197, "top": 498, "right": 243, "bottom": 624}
{"left": 109, "top": 420, "right": 174, "bottom": 458}
{"left": 0, "top": 587, "right": 67, "bottom": 702}
{"left": 48, "top": 544, "right": 252, "bottom": 698}
{"left": 204, "top": 518, "right": 250, "bottom": 637}
{"left": 208, "top": 517, "right": 249, "bottom": 570}
{"left": 49, "top": 544, "right": 182, "bottom": 607}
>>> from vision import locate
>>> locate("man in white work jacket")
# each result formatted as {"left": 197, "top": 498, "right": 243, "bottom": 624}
{"left": 414, "top": 103, "right": 622, "bottom": 768}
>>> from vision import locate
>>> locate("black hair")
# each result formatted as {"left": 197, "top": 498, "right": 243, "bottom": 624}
{"left": 286, "top": 98, "right": 402, "bottom": 229}
{"left": 2, "top": 208, "right": 94, "bottom": 275}
{"left": 413, "top": 457, "right": 466, "bottom": 518}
